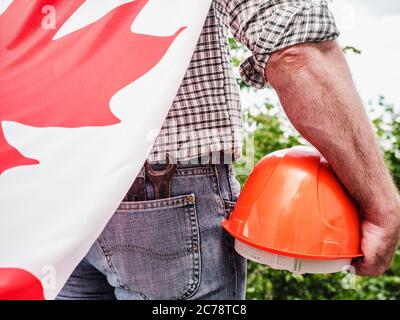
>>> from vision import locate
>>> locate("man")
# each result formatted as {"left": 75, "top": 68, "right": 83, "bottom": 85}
{"left": 58, "top": 0, "right": 400, "bottom": 300}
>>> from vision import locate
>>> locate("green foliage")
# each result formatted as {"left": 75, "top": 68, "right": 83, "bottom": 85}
{"left": 230, "top": 38, "right": 400, "bottom": 300}
{"left": 371, "top": 96, "right": 400, "bottom": 187}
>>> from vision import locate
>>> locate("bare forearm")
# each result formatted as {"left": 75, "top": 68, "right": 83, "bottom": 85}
{"left": 266, "top": 41, "right": 400, "bottom": 227}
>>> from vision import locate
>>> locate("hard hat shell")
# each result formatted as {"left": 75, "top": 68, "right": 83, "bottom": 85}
{"left": 222, "top": 146, "right": 363, "bottom": 262}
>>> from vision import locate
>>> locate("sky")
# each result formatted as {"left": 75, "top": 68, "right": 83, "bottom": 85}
{"left": 330, "top": 0, "right": 400, "bottom": 107}
{"left": 242, "top": 0, "right": 400, "bottom": 110}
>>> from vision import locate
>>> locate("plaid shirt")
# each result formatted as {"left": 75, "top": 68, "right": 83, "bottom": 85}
{"left": 149, "top": 0, "right": 339, "bottom": 162}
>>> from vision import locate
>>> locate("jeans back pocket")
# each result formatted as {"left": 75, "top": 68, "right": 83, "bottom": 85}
{"left": 99, "top": 194, "right": 201, "bottom": 300}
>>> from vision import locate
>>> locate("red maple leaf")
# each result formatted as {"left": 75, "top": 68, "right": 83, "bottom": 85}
{"left": 0, "top": 268, "right": 44, "bottom": 300}
{"left": 0, "top": 0, "right": 185, "bottom": 174}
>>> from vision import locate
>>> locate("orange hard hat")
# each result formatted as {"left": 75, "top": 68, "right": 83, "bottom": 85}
{"left": 222, "top": 146, "right": 363, "bottom": 274}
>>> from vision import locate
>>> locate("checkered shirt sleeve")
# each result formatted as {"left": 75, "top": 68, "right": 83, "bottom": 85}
{"left": 215, "top": 0, "right": 340, "bottom": 89}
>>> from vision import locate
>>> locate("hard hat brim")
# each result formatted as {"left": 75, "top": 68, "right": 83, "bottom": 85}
{"left": 222, "top": 220, "right": 363, "bottom": 260}
{"left": 234, "top": 239, "right": 353, "bottom": 274}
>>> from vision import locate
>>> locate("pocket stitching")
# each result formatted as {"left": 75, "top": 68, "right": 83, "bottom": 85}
{"left": 117, "top": 194, "right": 195, "bottom": 212}
{"left": 109, "top": 244, "right": 198, "bottom": 261}
{"left": 179, "top": 203, "right": 201, "bottom": 300}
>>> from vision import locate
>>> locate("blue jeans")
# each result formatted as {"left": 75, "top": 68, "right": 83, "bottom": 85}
{"left": 57, "top": 162, "right": 247, "bottom": 300}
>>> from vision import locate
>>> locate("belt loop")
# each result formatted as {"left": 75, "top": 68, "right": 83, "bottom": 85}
{"left": 137, "top": 163, "right": 146, "bottom": 179}
{"left": 213, "top": 160, "right": 229, "bottom": 203}
{"left": 138, "top": 161, "right": 147, "bottom": 200}
{"left": 227, "top": 163, "right": 233, "bottom": 176}
{"left": 141, "top": 162, "right": 147, "bottom": 201}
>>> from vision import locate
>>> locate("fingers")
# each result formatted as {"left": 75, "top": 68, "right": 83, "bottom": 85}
{"left": 352, "top": 257, "right": 390, "bottom": 277}
{"left": 354, "top": 218, "right": 399, "bottom": 276}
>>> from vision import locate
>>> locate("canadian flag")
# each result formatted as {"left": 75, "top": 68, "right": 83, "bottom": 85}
{"left": 0, "top": 0, "right": 212, "bottom": 300}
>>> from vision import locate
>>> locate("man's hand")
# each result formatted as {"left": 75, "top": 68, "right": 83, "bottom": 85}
{"left": 265, "top": 40, "right": 400, "bottom": 276}
{"left": 356, "top": 217, "right": 399, "bottom": 275}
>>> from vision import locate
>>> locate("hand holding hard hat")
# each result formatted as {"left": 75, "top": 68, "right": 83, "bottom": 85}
{"left": 223, "top": 146, "right": 363, "bottom": 274}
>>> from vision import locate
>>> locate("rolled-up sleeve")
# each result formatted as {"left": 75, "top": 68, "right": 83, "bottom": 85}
{"left": 214, "top": 0, "right": 340, "bottom": 89}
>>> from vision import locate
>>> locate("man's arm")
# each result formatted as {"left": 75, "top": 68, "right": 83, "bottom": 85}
{"left": 265, "top": 40, "right": 400, "bottom": 275}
